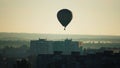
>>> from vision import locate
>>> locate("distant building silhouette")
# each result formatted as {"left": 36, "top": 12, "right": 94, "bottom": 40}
{"left": 30, "top": 39, "right": 82, "bottom": 55}
{"left": 30, "top": 39, "right": 53, "bottom": 54}
{"left": 37, "top": 51, "right": 120, "bottom": 68}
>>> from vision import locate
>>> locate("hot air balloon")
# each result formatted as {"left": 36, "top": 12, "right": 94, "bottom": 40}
{"left": 57, "top": 9, "right": 73, "bottom": 30}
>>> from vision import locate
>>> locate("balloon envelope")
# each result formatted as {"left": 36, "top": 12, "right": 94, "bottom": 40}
{"left": 57, "top": 9, "right": 72, "bottom": 30}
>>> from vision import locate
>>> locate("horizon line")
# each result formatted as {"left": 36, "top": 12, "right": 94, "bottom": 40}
{"left": 0, "top": 32, "right": 120, "bottom": 36}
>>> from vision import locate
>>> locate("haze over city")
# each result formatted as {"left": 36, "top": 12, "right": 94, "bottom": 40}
{"left": 0, "top": 0, "right": 120, "bottom": 35}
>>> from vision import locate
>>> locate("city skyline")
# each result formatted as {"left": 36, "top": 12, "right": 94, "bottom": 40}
{"left": 0, "top": 0, "right": 120, "bottom": 35}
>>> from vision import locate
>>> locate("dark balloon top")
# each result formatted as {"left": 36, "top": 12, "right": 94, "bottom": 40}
{"left": 57, "top": 9, "right": 73, "bottom": 28}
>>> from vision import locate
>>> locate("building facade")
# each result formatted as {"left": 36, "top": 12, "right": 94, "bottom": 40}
{"left": 30, "top": 39, "right": 82, "bottom": 55}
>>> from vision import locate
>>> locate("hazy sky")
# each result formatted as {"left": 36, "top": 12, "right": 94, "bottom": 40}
{"left": 0, "top": 0, "right": 120, "bottom": 35}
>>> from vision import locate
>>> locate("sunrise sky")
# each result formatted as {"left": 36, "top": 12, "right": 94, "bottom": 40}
{"left": 0, "top": 0, "right": 120, "bottom": 35}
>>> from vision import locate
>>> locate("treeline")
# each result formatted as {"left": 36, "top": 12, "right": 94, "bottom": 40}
{"left": 0, "top": 40, "right": 30, "bottom": 48}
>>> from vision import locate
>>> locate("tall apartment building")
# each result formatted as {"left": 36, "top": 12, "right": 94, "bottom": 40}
{"left": 30, "top": 39, "right": 82, "bottom": 55}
